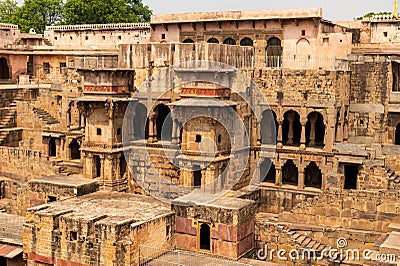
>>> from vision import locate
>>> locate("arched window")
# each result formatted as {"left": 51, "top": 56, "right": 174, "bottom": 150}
{"left": 69, "top": 139, "right": 80, "bottom": 160}
{"left": 260, "top": 158, "right": 276, "bottom": 183}
{"left": 282, "top": 160, "right": 298, "bottom": 186}
{"left": 306, "top": 112, "right": 325, "bottom": 147}
{"left": 223, "top": 37, "right": 236, "bottom": 45}
{"left": 0, "top": 57, "right": 9, "bottom": 80}
{"left": 134, "top": 103, "right": 148, "bottom": 140}
{"left": 240, "top": 37, "right": 253, "bottom": 46}
{"left": 155, "top": 104, "right": 172, "bottom": 141}
{"left": 266, "top": 37, "right": 282, "bottom": 67}
{"left": 261, "top": 110, "right": 277, "bottom": 145}
{"left": 207, "top": 37, "right": 219, "bottom": 44}
{"left": 396, "top": 123, "right": 400, "bottom": 145}
{"left": 304, "top": 162, "right": 322, "bottom": 189}
{"left": 183, "top": 38, "right": 195, "bottom": 43}
{"left": 283, "top": 111, "right": 301, "bottom": 146}
{"left": 200, "top": 223, "right": 211, "bottom": 250}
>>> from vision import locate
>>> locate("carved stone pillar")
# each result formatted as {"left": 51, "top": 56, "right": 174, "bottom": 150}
{"left": 277, "top": 120, "right": 283, "bottom": 148}
{"left": 148, "top": 115, "right": 155, "bottom": 142}
{"left": 275, "top": 166, "right": 282, "bottom": 186}
{"left": 287, "top": 112, "right": 295, "bottom": 145}
{"left": 298, "top": 168, "right": 305, "bottom": 190}
{"left": 309, "top": 113, "right": 318, "bottom": 147}
{"left": 300, "top": 122, "right": 307, "bottom": 150}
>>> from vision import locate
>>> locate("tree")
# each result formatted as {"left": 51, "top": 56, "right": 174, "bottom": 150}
{"left": 0, "top": 0, "right": 18, "bottom": 23}
{"left": 10, "top": 0, "right": 64, "bottom": 33}
{"left": 355, "top": 11, "right": 392, "bottom": 20}
{"left": 63, "top": 0, "right": 152, "bottom": 25}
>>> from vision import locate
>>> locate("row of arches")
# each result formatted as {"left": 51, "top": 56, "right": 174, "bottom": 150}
{"left": 260, "top": 159, "right": 322, "bottom": 189}
{"left": 261, "top": 110, "right": 326, "bottom": 147}
{"left": 48, "top": 137, "right": 81, "bottom": 160}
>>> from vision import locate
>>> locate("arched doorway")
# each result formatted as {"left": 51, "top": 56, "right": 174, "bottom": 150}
{"left": 49, "top": 138, "right": 56, "bottom": 157}
{"left": 207, "top": 37, "right": 219, "bottom": 44}
{"left": 283, "top": 111, "right": 301, "bottom": 146}
{"left": 306, "top": 112, "right": 325, "bottom": 147}
{"left": 183, "top": 38, "right": 195, "bottom": 43}
{"left": 261, "top": 110, "right": 277, "bottom": 145}
{"left": 260, "top": 158, "right": 276, "bottom": 183}
{"left": 155, "top": 104, "right": 172, "bottom": 141}
{"left": 69, "top": 139, "right": 80, "bottom": 160}
{"left": 304, "top": 162, "right": 322, "bottom": 189}
{"left": 396, "top": 123, "right": 400, "bottom": 145}
{"left": 240, "top": 37, "right": 253, "bottom": 46}
{"left": 266, "top": 37, "right": 282, "bottom": 67}
{"left": 296, "top": 38, "right": 311, "bottom": 56}
{"left": 282, "top": 160, "right": 298, "bottom": 186}
{"left": 200, "top": 223, "right": 211, "bottom": 250}
{"left": 0, "top": 57, "right": 9, "bottom": 80}
{"left": 120, "top": 156, "right": 127, "bottom": 179}
{"left": 223, "top": 37, "right": 236, "bottom": 45}
{"left": 134, "top": 103, "right": 148, "bottom": 140}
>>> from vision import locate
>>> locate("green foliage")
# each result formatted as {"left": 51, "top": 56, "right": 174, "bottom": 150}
{"left": 10, "top": 0, "right": 64, "bottom": 33}
{"left": 0, "top": 0, "right": 18, "bottom": 23}
{"left": 0, "top": 0, "right": 152, "bottom": 33}
{"left": 63, "top": 0, "right": 152, "bottom": 25}
{"left": 355, "top": 11, "right": 392, "bottom": 20}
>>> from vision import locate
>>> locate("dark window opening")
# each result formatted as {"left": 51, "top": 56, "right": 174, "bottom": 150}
{"left": 120, "top": 156, "right": 127, "bottom": 179}
{"left": 194, "top": 167, "right": 202, "bottom": 187}
{"left": 207, "top": 37, "right": 219, "bottom": 44}
{"left": 283, "top": 111, "right": 301, "bottom": 146}
{"left": 223, "top": 37, "right": 236, "bottom": 45}
{"left": 344, "top": 164, "right": 359, "bottom": 190}
{"left": 200, "top": 223, "right": 211, "bottom": 250}
{"left": 282, "top": 160, "right": 298, "bottom": 186}
{"left": 0, "top": 57, "right": 10, "bottom": 80}
{"left": 183, "top": 38, "right": 195, "bottom": 43}
{"left": 117, "top": 128, "right": 121, "bottom": 136}
{"left": 85, "top": 36, "right": 88, "bottom": 40}
{"left": 161, "top": 34, "right": 166, "bottom": 40}
{"left": 166, "top": 225, "right": 171, "bottom": 237}
{"left": 134, "top": 104, "right": 148, "bottom": 140}
{"left": 240, "top": 37, "right": 253, "bottom": 46}
{"left": 48, "top": 195, "right": 57, "bottom": 202}
{"left": 49, "top": 138, "right": 56, "bottom": 157}
{"left": 396, "top": 124, "right": 400, "bottom": 145}
{"left": 196, "top": 135, "right": 201, "bottom": 143}
{"left": 69, "top": 139, "right": 81, "bottom": 160}
{"left": 261, "top": 110, "right": 278, "bottom": 145}
{"left": 217, "top": 135, "right": 222, "bottom": 143}
{"left": 94, "top": 155, "right": 101, "bottom": 178}
{"left": 306, "top": 112, "right": 325, "bottom": 147}
{"left": 260, "top": 159, "right": 276, "bottom": 183}
{"left": 393, "top": 62, "right": 400, "bottom": 92}
{"left": 384, "top": 32, "right": 388, "bottom": 37}
{"left": 43, "top": 62, "right": 50, "bottom": 74}
{"left": 70, "top": 231, "right": 78, "bottom": 241}
{"left": 266, "top": 37, "right": 282, "bottom": 67}
{"left": 155, "top": 104, "right": 172, "bottom": 141}
{"left": 301, "top": 30, "right": 306, "bottom": 36}
{"left": 304, "top": 162, "right": 322, "bottom": 189}
{"left": 97, "top": 128, "right": 102, "bottom": 136}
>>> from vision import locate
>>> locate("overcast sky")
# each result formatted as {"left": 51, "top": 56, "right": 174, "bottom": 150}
{"left": 142, "top": 0, "right": 394, "bottom": 21}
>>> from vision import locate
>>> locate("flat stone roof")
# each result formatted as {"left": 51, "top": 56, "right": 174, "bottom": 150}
{"left": 151, "top": 8, "right": 322, "bottom": 24}
{"left": 33, "top": 192, "right": 172, "bottom": 222}
{"left": 0, "top": 213, "right": 25, "bottom": 246}
{"left": 29, "top": 174, "right": 97, "bottom": 187}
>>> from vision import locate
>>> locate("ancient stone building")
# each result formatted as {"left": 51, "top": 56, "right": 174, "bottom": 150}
{"left": 0, "top": 7, "right": 398, "bottom": 266}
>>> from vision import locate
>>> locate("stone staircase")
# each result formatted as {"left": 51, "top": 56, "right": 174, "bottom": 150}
{"left": 287, "top": 229, "right": 331, "bottom": 253}
{"left": 32, "top": 106, "right": 60, "bottom": 125}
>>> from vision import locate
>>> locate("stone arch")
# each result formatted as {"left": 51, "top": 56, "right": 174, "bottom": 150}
{"left": 260, "top": 158, "right": 276, "bottom": 183}
{"left": 261, "top": 110, "right": 277, "bottom": 145}
{"left": 69, "top": 139, "right": 81, "bottom": 160}
{"left": 155, "top": 104, "right": 172, "bottom": 141}
{"left": 240, "top": 37, "right": 253, "bottom": 46}
{"left": 0, "top": 57, "right": 10, "bottom": 80}
{"left": 304, "top": 162, "right": 322, "bottom": 189}
{"left": 282, "top": 159, "right": 298, "bottom": 186}
{"left": 283, "top": 110, "right": 301, "bottom": 146}
{"left": 207, "top": 37, "right": 219, "bottom": 44}
{"left": 296, "top": 38, "right": 311, "bottom": 56}
{"left": 223, "top": 37, "right": 236, "bottom": 45}
{"left": 183, "top": 38, "right": 195, "bottom": 43}
{"left": 396, "top": 123, "right": 400, "bottom": 145}
{"left": 306, "top": 112, "right": 325, "bottom": 147}
{"left": 49, "top": 138, "right": 56, "bottom": 157}
{"left": 266, "top": 37, "right": 282, "bottom": 67}
{"left": 200, "top": 223, "right": 211, "bottom": 250}
{"left": 134, "top": 103, "right": 148, "bottom": 140}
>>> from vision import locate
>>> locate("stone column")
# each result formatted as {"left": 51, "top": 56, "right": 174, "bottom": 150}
{"left": 298, "top": 168, "right": 305, "bottom": 190}
{"left": 172, "top": 119, "right": 179, "bottom": 144}
{"left": 84, "top": 153, "right": 93, "bottom": 179}
{"left": 277, "top": 120, "right": 283, "bottom": 148}
{"left": 309, "top": 113, "right": 317, "bottom": 147}
{"left": 287, "top": 113, "right": 295, "bottom": 145}
{"left": 148, "top": 115, "right": 155, "bottom": 142}
{"left": 256, "top": 119, "right": 261, "bottom": 145}
{"left": 300, "top": 122, "right": 307, "bottom": 150}
{"left": 275, "top": 166, "right": 282, "bottom": 186}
